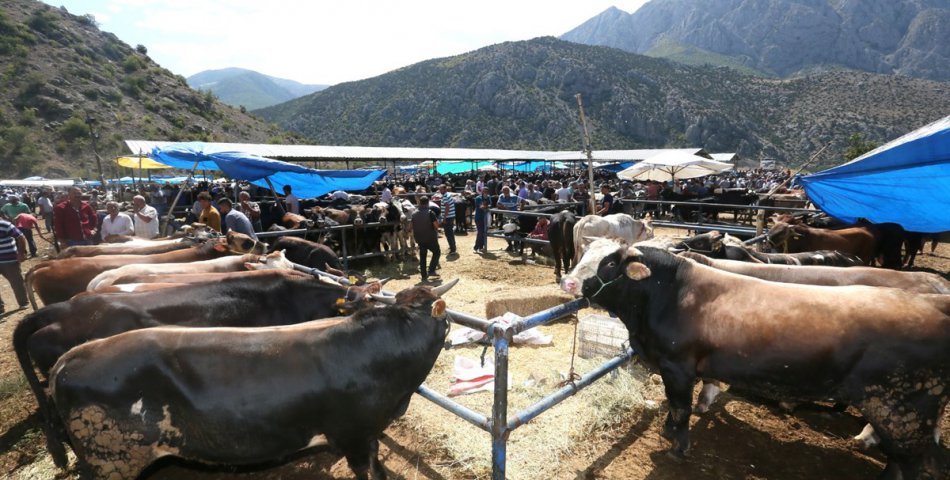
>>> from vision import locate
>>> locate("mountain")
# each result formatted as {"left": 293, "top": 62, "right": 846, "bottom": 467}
{"left": 0, "top": 1, "right": 296, "bottom": 178}
{"left": 256, "top": 37, "right": 949, "bottom": 170}
{"left": 561, "top": 1, "right": 950, "bottom": 82}
{"left": 188, "top": 68, "right": 327, "bottom": 110}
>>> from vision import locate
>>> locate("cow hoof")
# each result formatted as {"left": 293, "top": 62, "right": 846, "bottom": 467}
{"left": 665, "top": 449, "right": 688, "bottom": 463}
{"left": 693, "top": 404, "right": 710, "bottom": 414}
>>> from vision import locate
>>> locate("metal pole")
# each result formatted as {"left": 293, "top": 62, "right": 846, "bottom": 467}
{"left": 263, "top": 177, "right": 286, "bottom": 216}
{"left": 341, "top": 227, "right": 349, "bottom": 270}
{"left": 416, "top": 385, "right": 491, "bottom": 431}
{"left": 491, "top": 324, "right": 511, "bottom": 480}
{"left": 575, "top": 94, "right": 596, "bottom": 215}
{"left": 162, "top": 160, "right": 200, "bottom": 236}
{"left": 507, "top": 349, "right": 634, "bottom": 430}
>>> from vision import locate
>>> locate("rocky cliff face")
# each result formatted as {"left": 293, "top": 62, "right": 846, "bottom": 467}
{"left": 0, "top": 0, "right": 292, "bottom": 177}
{"left": 561, "top": 0, "right": 950, "bottom": 82}
{"left": 258, "top": 37, "right": 950, "bottom": 170}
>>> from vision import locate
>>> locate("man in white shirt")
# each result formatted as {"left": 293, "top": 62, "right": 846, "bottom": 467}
{"left": 283, "top": 185, "right": 300, "bottom": 214}
{"left": 35, "top": 190, "right": 54, "bottom": 233}
{"left": 99, "top": 201, "right": 134, "bottom": 242}
{"left": 131, "top": 195, "right": 160, "bottom": 239}
{"left": 555, "top": 182, "right": 573, "bottom": 203}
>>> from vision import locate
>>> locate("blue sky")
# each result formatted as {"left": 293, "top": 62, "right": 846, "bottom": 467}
{"left": 43, "top": 1, "right": 647, "bottom": 85}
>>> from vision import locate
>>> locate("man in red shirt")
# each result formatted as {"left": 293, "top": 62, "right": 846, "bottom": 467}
{"left": 53, "top": 187, "right": 98, "bottom": 248}
{"left": 13, "top": 213, "right": 45, "bottom": 257}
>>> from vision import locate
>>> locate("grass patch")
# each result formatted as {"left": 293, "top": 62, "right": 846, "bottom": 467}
{"left": 0, "top": 375, "right": 27, "bottom": 402}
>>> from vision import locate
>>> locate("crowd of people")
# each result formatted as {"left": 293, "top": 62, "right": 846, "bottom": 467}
{"left": 376, "top": 167, "right": 796, "bottom": 281}
{"left": 0, "top": 165, "right": 796, "bottom": 298}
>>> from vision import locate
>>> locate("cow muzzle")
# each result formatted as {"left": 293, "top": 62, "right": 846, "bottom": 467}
{"left": 560, "top": 276, "right": 582, "bottom": 296}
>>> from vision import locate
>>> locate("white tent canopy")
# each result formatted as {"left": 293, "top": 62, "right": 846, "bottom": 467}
{"left": 617, "top": 151, "right": 733, "bottom": 182}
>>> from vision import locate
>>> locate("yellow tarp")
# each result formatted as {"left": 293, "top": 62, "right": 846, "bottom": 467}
{"left": 115, "top": 156, "right": 171, "bottom": 169}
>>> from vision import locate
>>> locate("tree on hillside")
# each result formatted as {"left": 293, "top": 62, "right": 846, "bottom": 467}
{"left": 843, "top": 133, "right": 878, "bottom": 161}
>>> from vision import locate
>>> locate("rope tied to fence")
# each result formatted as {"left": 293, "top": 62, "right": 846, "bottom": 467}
{"left": 557, "top": 316, "right": 582, "bottom": 388}
{"left": 479, "top": 320, "right": 502, "bottom": 368}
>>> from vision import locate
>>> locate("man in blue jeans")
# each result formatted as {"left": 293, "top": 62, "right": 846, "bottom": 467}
{"left": 472, "top": 190, "right": 490, "bottom": 254}
{"left": 438, "top": 184, "right": 457, "bottom": 254}
{"left": 411, "top": 196, "right": 441, "bottom": 281}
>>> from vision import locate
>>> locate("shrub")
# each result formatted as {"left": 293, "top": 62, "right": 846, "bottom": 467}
{"left": 27, "top": 9, "right": 58, "bottom": 35}
{"left": 135, "top": 44, "right": 147, "bottom": 55}
{"left": 78, "top": 14, "right": 97, "bottom": 27}
{"left": 122, "top": 54, "right": 145, "bottom": 73}
{"left": 59, "top": 115, "right": 90, "bottom": 142}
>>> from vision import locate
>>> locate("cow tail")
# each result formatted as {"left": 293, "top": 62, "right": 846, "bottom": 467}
{"left": 25, "top": 265, "right": 39, "bottom": 311}
{"left": 12, "top": 311, "right": 70, "bottom": 467}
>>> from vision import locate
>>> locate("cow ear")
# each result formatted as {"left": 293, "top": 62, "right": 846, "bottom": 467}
{"left": 625, "top": 262, "right": 652, "bottom": 281}
{"left": 244, "top": 262, "right": 260, "bottom": 270}
{"left": 213, "top": 243, "right": 228, "bottom": 252}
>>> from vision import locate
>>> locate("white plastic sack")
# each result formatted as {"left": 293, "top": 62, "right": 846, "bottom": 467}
{"left": 447, "top": 312, "right": 553, "bottom": 347}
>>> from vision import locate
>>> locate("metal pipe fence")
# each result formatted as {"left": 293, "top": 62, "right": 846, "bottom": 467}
{"left": 301, "top": 263, "right": 633, "bottom": 479}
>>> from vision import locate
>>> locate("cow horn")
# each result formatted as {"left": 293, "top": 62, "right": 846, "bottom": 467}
{"left": 369, "top": 293, "right": 397, "bottom": 305}
{"left": 377, "top": 277, "right": 391, "bottom": 286}
{"left": 431, "top": 278, "right": 459, "bottom": 296}
{"left": 668, "top": 247, "right": 686, "bottom": 253}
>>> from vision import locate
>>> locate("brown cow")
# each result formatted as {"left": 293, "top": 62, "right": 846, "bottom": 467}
{"left": 25, "top": 232, "right": 265, "bottom": 309}
{"left": 766, "top": 221, "right": 878, "bottom": 265}
{"left": 562, "top": 240, "right": 949, "bottom": 478}
{"left": 681, "top": 252, "right": 950, "bottom": 294}
{"left": 55, "top": 237, "right": 193, "bottom": 259}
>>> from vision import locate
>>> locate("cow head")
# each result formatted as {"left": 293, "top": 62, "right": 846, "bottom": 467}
{"left": 765, "top": 222, "right": 802, "bottom": 252}
{"left": 224, "top": 231, "right": 268, "bottom": 255}
{"left": 678, "top": 230, "right": 724, "bottom": 255}
{"left": 561, "top": 238, "right": 651, "bottom": 299}
{"left": 245, "top": 249, "right": 294, "bottom": 271}
{"left": 370, "top": 279, "right": 458, "bottom": 312}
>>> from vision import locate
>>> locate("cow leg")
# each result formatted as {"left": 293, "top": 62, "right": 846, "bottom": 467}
{"left": 340, "top": 437, "right": 387, "bottom": 480}
{"left": 553, "top": 252, "right": 562, "bottom": 283}
{"left": 658, "top": 361, "right": 695, "bottom": 459}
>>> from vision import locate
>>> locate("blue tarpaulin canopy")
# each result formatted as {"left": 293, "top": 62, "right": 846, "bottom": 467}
{"left": 150, "top": 142, "right": 386, "bottom": 198}
{"left": 596, "top": 161, "right": 635, "bottom": 173}
{"left": 506, "top": 160, "right": 569, "bottom": 172}
{"left": 800, "top": 115, "right": 950, "bottom": 233}
{"left": 435, "top": 161, "right": 493, "bottom": 174}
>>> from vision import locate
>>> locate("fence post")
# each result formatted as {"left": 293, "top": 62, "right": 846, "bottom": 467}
{"left": 341, "top": 227, "right": 349, "bottom": 270}
{"left": 491, "top": 323, "right": 512, "bottom": 480}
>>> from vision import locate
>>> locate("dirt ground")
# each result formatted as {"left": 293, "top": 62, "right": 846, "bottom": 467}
{"left": 1, "top": 227, "right": 948, "bottom": 479}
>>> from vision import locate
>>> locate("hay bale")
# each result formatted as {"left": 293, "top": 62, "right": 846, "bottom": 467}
{"left": 578, "top": 314, "right": 629, "bottom": 359}
{"left": 484, "top": 285, "right": 575, "bottom": 320}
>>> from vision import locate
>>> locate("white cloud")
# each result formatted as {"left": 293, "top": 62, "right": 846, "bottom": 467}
{"left": 46, "top": 0, "right": 648, "bottom": 84}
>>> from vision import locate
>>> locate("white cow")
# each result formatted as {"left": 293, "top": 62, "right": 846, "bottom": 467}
{"left": 86, "top": 250, "right": 293, "bottom": 290}
{"left": 572, "top": 213, "right": 654, "bottom": 263}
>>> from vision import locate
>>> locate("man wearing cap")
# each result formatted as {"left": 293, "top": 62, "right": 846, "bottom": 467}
{"left": 53, "top": 187, "right": 98, "bottom": 247}
{"left": 131, "top": 195, "right": 160, "bottom": 239}
{"left": 1, "top": 194, "right": 30, "bottom": 222}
